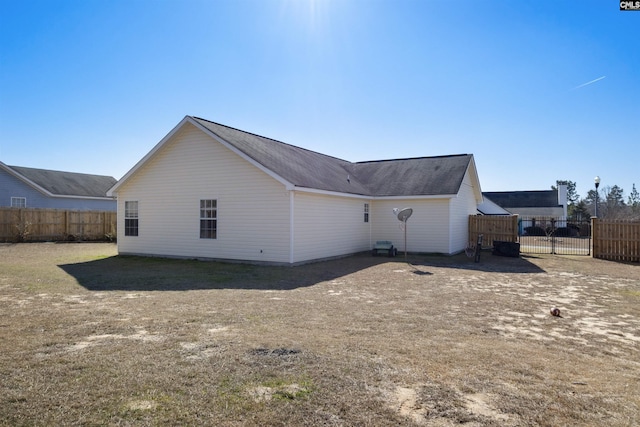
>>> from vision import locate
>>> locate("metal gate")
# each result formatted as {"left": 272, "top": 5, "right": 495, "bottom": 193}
{"left": 518, "top": 216, "right": 592, "bottom": 255}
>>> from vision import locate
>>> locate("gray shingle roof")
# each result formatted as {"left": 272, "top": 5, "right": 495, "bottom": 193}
{"left": 352, "top": 156, "right": 472, "bottom": 196}
{"left": 482, "top": 190, "right": 559, "bottom": 208}
{"left": 7, "top": 165, "right": 117, "bottom": 198}
{"left": 192, "top": 117, "right": 472, "bottom": 197}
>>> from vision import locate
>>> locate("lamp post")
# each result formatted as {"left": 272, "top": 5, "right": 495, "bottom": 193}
{"left": 594, "top": 176, "right": 601, "bottom": 217}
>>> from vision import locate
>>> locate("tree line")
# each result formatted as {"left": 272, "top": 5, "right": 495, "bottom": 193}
{"left": 554, "top": 180, "right": 640, "bottom": 221}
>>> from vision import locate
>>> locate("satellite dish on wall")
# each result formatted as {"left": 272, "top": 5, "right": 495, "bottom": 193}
{"left": 392, "top": 207, "right": 413, "bottom": 260}
{"left": 395, "top": 208, "right": 413, "bottom": 222}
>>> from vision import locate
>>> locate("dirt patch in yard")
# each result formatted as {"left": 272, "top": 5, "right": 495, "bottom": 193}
{"left": 0, "top": 243, "right": 639, "bottom": 426}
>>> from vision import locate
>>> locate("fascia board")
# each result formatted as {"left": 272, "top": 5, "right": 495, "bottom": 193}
{"left": 107, "top": 116, "right": 193, "bottom": 196}
{"left": 48, "top": 194, "right": 115, "bottom": 201}
{"left": 372, "top": 194, "right": 456, "bottom": 200}
{"left": 291, "top": 186, "right": 372, "bottom": 199}
{"left": 291, "top": 185, "right": 455, "bottom": 200}
{"left": 188, "top": 117, "right": 296, "bottom": 191}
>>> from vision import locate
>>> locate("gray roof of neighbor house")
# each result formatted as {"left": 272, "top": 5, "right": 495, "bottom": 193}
{"left": 5, "top": 164, "right": 117, "bottom": 198}
{"left": 482, "top": 190, "right": 560, "bottom": 208}
{"left": 192, "top": 117, "right": 473, "bottom": 197}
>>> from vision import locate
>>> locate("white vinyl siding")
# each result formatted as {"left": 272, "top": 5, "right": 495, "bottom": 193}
{"left": 292, "top": 193, "right": 371, "bottom": 263}
{"left": 449, "top": 169, "right": 479, "bottom": 253}
{"left": 371, "top": 199, "right": 451, "bottom": 254}
{"left": 115, "top": 123, "right": 290, "bottom": 263}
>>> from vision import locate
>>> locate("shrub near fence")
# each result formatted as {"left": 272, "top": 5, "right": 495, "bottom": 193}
{"left": 592, "top": 218, "right": 640, "bottom": 263}
{"left": 0, "top": 208, "right": 116, "bottom": 242}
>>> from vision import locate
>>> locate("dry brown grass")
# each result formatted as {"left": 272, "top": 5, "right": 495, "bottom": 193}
{"left": 1, "top": 243, "right": 639, "bottom": 426}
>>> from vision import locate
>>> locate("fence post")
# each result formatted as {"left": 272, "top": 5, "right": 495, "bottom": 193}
{"left": 591, "top": 216, "right": 597, "bottom": 259}
{"left": 468, "top": 216, "right": 475, "bottom": 247}
{"left": 19, "top": 209, "right": 24, "bottom": 242}
{"left": 551, "top": 218, "right": 556, "bottom": 254}
{"left": 64, "top": 210, "right": 70, "bottom": 237}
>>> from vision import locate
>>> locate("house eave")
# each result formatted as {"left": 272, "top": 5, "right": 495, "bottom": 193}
{"left": 48, "top": 194, "right": 115, "bottom": 201}
{"left": 291, "top": 186, "right": 372, "bottom": 199}
{"left": 373, "top": 194, "right": 457, "bottom": 200}
{"left": 291, "top": 186, "right": 456, "bottom": 200}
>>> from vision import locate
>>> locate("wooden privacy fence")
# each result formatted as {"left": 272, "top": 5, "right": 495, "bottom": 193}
{"left": 0, "top": 208, "right": 116, "bottom": 242}
{"left": 469, "top": 215, "right": 518, "bottom": 248}
{"left": 592, "top": 218, "right": 640, "bottom": 262}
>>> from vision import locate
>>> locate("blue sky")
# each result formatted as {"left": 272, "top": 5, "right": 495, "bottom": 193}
{"left": 1, "top": 0, "right": 638, "bottom": 200}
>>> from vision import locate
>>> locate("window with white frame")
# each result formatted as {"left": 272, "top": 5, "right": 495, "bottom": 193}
{"left": 200, "top": 199, "right": 217, "bottom": 239}
{"left": 124, "top": 201, "right": 139, "bottom": 236}
{"left": 364, "top": 203, "right": 369, "bottom": 223}
{"left": 11, "top": 197, "right": 26, "bottom": 208}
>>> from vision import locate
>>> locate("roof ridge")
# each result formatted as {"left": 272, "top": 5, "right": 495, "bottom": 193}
{"left": 484, "top": 189, "right": 556, "bottom": 194}
{"left": 355, "top": 153, "right": 470, "bottom": 165}
{"left": 9, "top": 165, "right": 115, "bottom": 179}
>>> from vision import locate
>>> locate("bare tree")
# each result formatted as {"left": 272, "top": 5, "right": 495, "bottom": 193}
{"left": 627, "top": 184, "right": 640, "bottom": 220}
{"left": 599, "top": 185, "right": 626, "bottom": 219}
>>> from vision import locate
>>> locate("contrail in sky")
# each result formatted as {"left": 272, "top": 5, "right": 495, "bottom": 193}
{"left": 572, "top": 76, "right": 606, "bottom": 90}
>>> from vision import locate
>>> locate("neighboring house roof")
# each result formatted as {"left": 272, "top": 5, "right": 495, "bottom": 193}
{"left": 482, "top": 190, "right": 560, "bottom": 209}
{"left": 1, "top": 161, "right": 116, "bottom": 199}
{"left": 109, "top": 116, "right": 480, "bottom": 199}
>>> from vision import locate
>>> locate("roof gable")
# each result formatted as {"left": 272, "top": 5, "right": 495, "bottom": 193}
{"left": 2, "top": 162, "right": 116, "bottom": 198}
{"left": 110, "top": 116, "right": 478, "bottom": 199}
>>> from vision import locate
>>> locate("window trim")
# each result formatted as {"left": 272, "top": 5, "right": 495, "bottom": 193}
{"left": 199, "top": 199, "right": 217, "bottom": 239}
{"left": 124, "top": 201, "right": 139, "bottom": 236}
{"left": 364, "top": 203, "right": 369, "bottom": 223}
{"left": 11, "top": 197, "right": 26, "bottom": 208}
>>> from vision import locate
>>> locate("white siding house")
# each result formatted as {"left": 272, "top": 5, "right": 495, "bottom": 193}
{"left": 112, "top": 122, "right": 291, "bottom": 263}
{"left": 108, "top": 116, "right": 484, "bottom": 264}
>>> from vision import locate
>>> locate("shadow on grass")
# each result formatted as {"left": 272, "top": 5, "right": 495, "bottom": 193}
{"left": 59, "top": 253, "right": 387, "bottom": 291}
{"left": 59, "top": 251, "right": 545, "bottom": 292}
{"left": 408, "top": 251, "right": 546, "bottom": 274}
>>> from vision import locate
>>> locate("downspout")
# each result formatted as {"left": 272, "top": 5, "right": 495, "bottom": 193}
{"left": 289, "top": 190, "right": 295, "bottom": 264}
{"left": 369, "top": 200, "right": 372, "bottom": 250}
